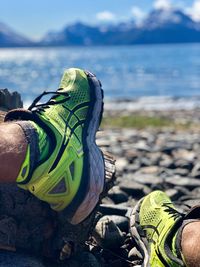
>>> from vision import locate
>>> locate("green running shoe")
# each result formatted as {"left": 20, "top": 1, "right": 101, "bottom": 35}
{"left": 5, "top": 68, "right": 105, "bottom": 224}
{"left": 130, "top": 191, "right": 185, "bottom": 267}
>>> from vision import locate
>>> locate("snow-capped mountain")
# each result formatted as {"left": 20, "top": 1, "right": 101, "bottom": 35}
{"left": 135, "top": 9, "right": 200, "bottom": 44}
{"left": 40, "top": 9, "right": 200, "bottom": 46}
{"left": 143, "top": 9, "right": 196, "bottom": 29}
{"left": 1, "top": 8, "right": 200, "bottom": 47}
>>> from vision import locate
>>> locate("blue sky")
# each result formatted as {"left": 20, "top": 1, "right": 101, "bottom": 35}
{"left": 0, "top": 0, "right": 198, "bottom": 39}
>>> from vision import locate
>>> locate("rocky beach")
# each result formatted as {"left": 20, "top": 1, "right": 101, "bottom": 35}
{"left": 1, "top": 97, "right": 200, "bottom": 266}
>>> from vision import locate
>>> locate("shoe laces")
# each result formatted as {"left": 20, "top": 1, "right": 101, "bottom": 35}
{"left": 28, "top": 89, "right": 70, "bottom": 113}
{"left": 162, "top": 203, "right": 184, "bottom": 220}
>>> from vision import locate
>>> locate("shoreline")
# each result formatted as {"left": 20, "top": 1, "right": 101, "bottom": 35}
{"left": 105, "top": 96, "right": 200, "bottom": 112}
{"left": 2, "top": 105, "right": 200, "bottom": 130}
{"left": 103, "top": 100, "right": 200, "bottom": 130}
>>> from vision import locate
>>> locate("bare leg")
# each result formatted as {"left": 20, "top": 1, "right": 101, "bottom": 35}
{"left": 181, "top": 221, "right": 200, "bottom": 267}
{"left": 0, "top": 123, "right": 27, "bottom": 183}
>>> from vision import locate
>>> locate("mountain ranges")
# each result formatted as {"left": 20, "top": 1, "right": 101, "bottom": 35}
{"left": 1, "top": 9, "right": 200, "bottom": 47}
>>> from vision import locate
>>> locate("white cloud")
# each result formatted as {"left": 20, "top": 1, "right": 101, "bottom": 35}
{"left": 131, "top": 6, "right": 146, "bottom": 22}
{"left": 186, "top": 0, "right": 200, "bottom": 22}
{"left": 153, "top": 0, "right": 172, "bottom": 10}
{"left": 96, "top": 11, "right": 116, "bottom": 22}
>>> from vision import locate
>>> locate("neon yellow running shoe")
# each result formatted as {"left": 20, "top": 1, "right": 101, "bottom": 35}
{"left": 130, "top": 191, "right": 185, "bottom": 267}
{"left": 5, "top": 68, "right": 105, "bottom": 224}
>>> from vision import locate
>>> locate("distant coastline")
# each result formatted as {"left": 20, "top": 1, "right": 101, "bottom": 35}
{"left": 105, "top": 96, "right": 200, "bottom": 112}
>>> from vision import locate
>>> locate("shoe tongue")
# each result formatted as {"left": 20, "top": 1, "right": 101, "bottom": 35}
{"left": 59, "top": 69, "right": 86, "bottom": 90}
{"left": 59, "top": 71, "right": 72, "bottom": 89}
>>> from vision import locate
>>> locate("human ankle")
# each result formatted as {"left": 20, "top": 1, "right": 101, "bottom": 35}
{"left": 181, "top": 221, "right": 200, "bottom": 267}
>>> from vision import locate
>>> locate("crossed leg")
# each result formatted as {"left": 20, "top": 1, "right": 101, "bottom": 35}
{"left": 0, "top": 123, "right": 27, "bottom": 183}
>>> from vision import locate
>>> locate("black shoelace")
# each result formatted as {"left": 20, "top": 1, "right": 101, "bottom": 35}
{"left": 162, "top": 203, "right": 184, "bottom": 220}
{"left": 28, "top": 89, "right": 70, "bottom": 113}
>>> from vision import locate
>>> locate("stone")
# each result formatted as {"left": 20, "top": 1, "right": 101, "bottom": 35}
{"left": 125, "top": 163, "right": 141, "bottom": 173}
{"left": 101, "top": 197, "right": 115, "bottom": 205}
{"left": 108, "top": 186, "right": 129, "bottom": 204}
{"left": 165, "top": 176, "right": 200, "bottom": 189}
{"left": 93, "top": 217, "right": 125, "bottom": 249}
{"left": 172, "top": 168, "right": 189, "bottom": 176}
{"left": 136, "top": 166, "right": 160, "bottom": 175}
{"left": 159, "top": 158, "right": 175, "bottom": 169}
{"left": 172, "top": 149, "right": 196, "bottom": 161}
{"left": 116, "top": 158, "right": 129, "bottom": 172}
{"left": 98, "top": 204, "right": 131, "bottom": 217}
{"left": 191, "top": 163, "right": 200, "bottom": 178}
{"left": 165, "top": 189, "right": 182, "bottom": 201}
{"left": 0, "top": 89, "right": 23, "bottom": 110}
{"left": 120, "top": 180, "right": 151, "bottom": 198}
{"left": 132, "top": 174, "right": 161, "bottom": 186}
{"left": 174, "top": 159, "right": 193, "bottom": 170}
{"left": 133, "top": 141, "right": 152, "bottom": 152}
{"left": 128, "top": 247, "right": 143, "bottom": 261}
{"left": 102, "top": 215, "right": 129, "bottom": 232}
{"left": 161, "top": 145, "right": 179, "bottom": 155}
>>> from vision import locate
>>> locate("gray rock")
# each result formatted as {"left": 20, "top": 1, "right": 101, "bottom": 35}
{"left": 173, "top": 168, "right": 189, "bottom": 176}
{"left": 116, "top": 158, "right": 129, "bottom": 172}
{"left": 182, "top": 199, "right": 200, "bottom": 209}
{"left": 165, "top": 176, "right": 200, "bottom": 189}
{"left": 133, "top": 141, "right": 152, "bottom": 152}
{"left": 159, "top": 159, "right": 175, "bottom": 169}
{"left": 191, "top": 187, "right": 200, "bottom": 196}
{"left": 102, "top": 215, "right": 129, "bottom": 232}
{"left": 120, "top": 180, "right": 151, "bottom": 198}
{"left": 0, "top": 89, "right": 23, "bottom": 110}
{"left": 191, "top": 163, "right": 200, "bottom": 178}
{"left": 108, "top": 186, "right": 129, "bottom": 204}
{"left": 165, "top": 189, "right": 183, "bottom": 201}
{"left": 136, "top": 166, "right": 160, "bottom": 175}
{"left": 93, "top": 217, "right": 125, "bottom": 249}
{"left": 101, "top": 197, "right": 115, "bottom": 205}
{"left": 125, "top": 163, "right": 141, "bottom": 173}
{"left": 172, "top": 149, "right": 196, "bottom": 161}
{"left": 174, "top": 159, "right": 193, "bottom": 170}
{"left": 132, "top": 174, "right": 161, "bottom": 186}
{"left": 128, "top": 247, "right": 143, "bottom": 261}
{"left": 161, "top": 145, "right": 179, "bottom": 155}
{"left": 98, "top": 204, "right": 131, "bottom": 217}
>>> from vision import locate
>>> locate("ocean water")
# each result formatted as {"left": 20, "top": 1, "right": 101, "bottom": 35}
{"left": 0, "top": 44, "right": 200, "bottom": 107}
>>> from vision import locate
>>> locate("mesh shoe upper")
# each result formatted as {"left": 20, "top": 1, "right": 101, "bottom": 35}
{"left": 5, "top": 68, "right": 105, "bottom": 223}
{"left": 131, "top": 190, "right": 185, "bottom": 267}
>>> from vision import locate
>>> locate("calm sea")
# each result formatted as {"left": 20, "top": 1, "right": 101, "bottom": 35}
{"left": 0, "top": 44, "right": 200, "bottom": 107}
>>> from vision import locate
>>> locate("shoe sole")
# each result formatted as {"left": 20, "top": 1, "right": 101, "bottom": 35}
{"left": 66, "top": 70, "right": 105, "bottom": 225}
{"left": 130, "top": 198, "right": 150, "bottom": 267}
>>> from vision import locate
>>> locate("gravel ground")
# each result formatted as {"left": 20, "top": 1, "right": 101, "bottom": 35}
{"left": 1, "top": 108, "right": 200, "bottom": 266}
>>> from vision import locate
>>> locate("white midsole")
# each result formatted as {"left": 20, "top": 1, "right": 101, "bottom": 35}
{"left": 71, "top": 74, "right": 104, "bottom": 225}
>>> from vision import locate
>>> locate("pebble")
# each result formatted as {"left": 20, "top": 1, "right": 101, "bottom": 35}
{"left": 93, "top": 216, "right": 125, "bottom": 249}
{"left": 108, "top": 186, "right": 129, "bottom": 204}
